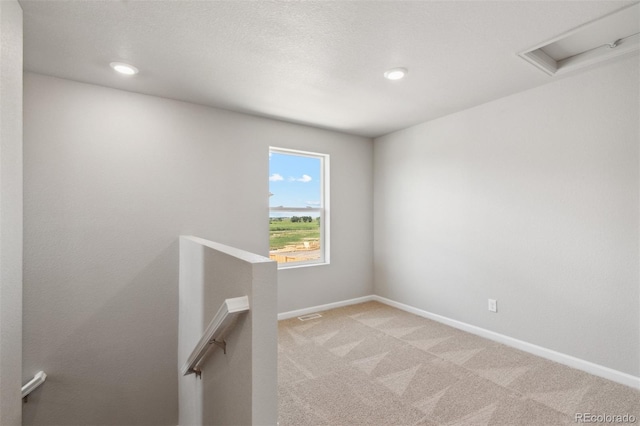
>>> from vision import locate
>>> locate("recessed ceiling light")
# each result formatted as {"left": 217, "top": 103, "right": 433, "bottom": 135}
{"left": 110, "top": 62, "right": 139, "bottom": 76}
{"left": 384, "top": 67, "right": 407, "bottom": 80}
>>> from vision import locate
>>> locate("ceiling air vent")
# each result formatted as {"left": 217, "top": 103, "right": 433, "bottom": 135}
{"left": 519, "top": 3, "right": 639, "bottom": 76}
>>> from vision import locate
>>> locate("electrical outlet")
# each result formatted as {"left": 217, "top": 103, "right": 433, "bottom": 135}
{"left": 488, "top": 299, "right": 497, "bottom": 313}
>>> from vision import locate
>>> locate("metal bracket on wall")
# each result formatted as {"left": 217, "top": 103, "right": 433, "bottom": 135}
{"left": 211, "top": 339, "right": 226, "bottom": 354}
{"left": 193, "top": 367, "right": 202, "bottom": 379}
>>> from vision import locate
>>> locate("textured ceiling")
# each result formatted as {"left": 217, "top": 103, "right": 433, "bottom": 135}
{"left": 19, "top": 0, "right": 636, "bottom": 138}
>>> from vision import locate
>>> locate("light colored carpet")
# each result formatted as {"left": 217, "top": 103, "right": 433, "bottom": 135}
{"left": 278, "top": 301, "right": 639, "bottom": 425}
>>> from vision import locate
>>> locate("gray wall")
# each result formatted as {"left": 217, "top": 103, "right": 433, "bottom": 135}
{"left": 178, "top": 237, "right": 277, "bottom": 426}
{"left": 0, "top": 1, "right": 23, "bottom": 425}
{"left": 374, "top": 57, "right": 639, "bottom": 377}
{"left": 23, "top": 73, "right": 373, "bottom": 425}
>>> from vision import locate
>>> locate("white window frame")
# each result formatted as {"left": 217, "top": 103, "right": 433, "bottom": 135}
{"left": 269, "top": 147, "right": 330, "bottom": 269}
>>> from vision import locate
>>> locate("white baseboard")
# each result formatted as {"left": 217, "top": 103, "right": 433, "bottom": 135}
{"left": 371, "top": 295, "right": 640, "bottom": 390}
{"left": 277, "top": 295, "right": 375, "bottom": 320}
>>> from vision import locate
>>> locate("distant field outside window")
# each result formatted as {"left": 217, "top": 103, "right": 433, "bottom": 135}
{"left": 269, "top": 148, "right": 329, "bottom": 267}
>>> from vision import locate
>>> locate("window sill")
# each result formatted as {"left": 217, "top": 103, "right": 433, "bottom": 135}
{"left": 277, "top": 261, "right": 330, "bottom": 270}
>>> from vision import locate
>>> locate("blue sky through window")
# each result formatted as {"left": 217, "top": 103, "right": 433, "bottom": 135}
{"left": 269, "top": 151, "right": 321, "bottom": 211}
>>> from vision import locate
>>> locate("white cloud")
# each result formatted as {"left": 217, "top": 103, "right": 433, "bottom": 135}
{"left": 269, "top": 173, "right": 284, "bottom": 182}
{"left": 283, "top": 174, "right": 313, "bottom": 182}
{"left": 306, "top": 201, "right": 321, "bottom": 206}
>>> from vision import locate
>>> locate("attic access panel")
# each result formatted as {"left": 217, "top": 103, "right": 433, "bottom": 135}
{"left": 519, "top": 3, "right": 639, "bottom": 76}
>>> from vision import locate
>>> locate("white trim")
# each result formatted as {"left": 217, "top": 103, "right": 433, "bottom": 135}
{"left": 518, "top": 49, "right": 557, "bottom": 76}
{"left": 372, "top": 295, "right": 640, "bottom": 390}
{"left": 322, "top": 153, "right": 330, "bottom": 265}
{"left": 278, "top": 261, "right": 329, "bottom": 270}
{"left": 277, "top": 295, "right": 374, "bottom": 320}
{"left": 269, "top": 146, "right": 327, "bottom": 159}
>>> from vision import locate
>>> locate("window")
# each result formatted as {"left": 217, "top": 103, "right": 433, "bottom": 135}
{"left": 269, "top": 147, "right": 329, "bottom": 267}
